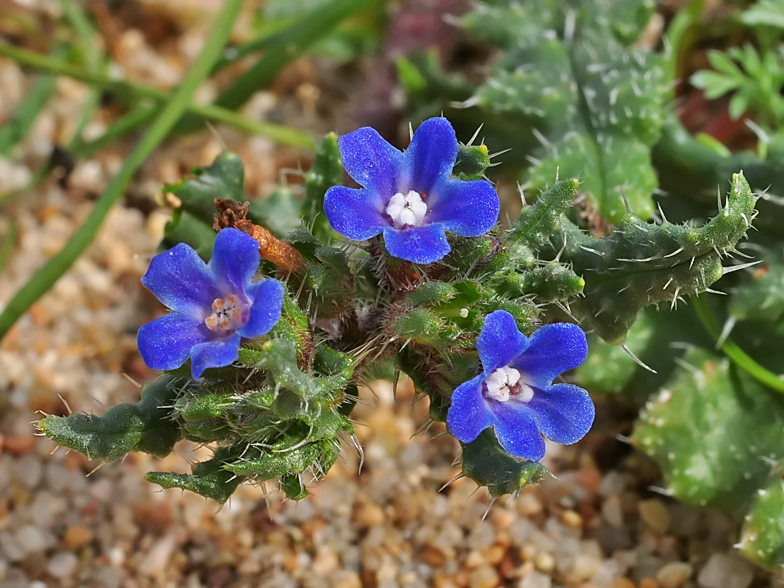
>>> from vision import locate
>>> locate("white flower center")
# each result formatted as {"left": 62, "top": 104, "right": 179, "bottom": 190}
{"left": 205, "top": 294, "right": 247, "bottom": 333}
{"left": 484, "top": 366, "right": 535, "bottom": 403}
{"left": 386, "top": 190, "right": 428, "bottom": 228}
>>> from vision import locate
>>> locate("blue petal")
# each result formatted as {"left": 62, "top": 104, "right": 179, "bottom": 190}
{"left": 402, "top": 118, "right": 458, "bottom": 194}
{"left": 382, "top": 224, "right": 450, "bottom": 264}
{"left": 339, "top": 127, "right": 403, "bottom": 195}
{"left": 527, "top": 383, "right": 595, "bottom": 445}
{"left": 137, "top": 313, "right": 212, "bottom": 372}
{"left": 208, "top": 228, "right": 262, "bottom": 295}
{"left": 511, "top": 323, "right": 588, "bottom": 387}
{"left": 446, "top": 374, "right": 493, "bottom": 443}
{"left": 324, "top": 186, "right": 386, "bottom": 241}
{"left": 428, "top": 179, "right": 500, "bottom": 237}
{"left": 476, "top": 310, "right": 529, "bottom": 374}
{"left": 491, "top": 402, "right": 546, "bottom": 461}
{"left": 239, "top": 279, "right": 284, "bottom": 338}
{"left": 141, "top": 243, "right": 219, "bottom": 316}
{"left": 190, "top": 333, "right": 242, "bottom": 379}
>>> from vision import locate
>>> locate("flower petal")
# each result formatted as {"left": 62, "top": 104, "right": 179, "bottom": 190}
{"left": 339, "top": 127, "right": 403, "bottom": 195}
{"left": 403, "top": 117, "right": 458, "bottom": 194}
{"left": 527, "top": 383, "right": 595, "bottom": 445}
{"left": 324, "top": 185, "right": 387, "bottom": 241}
{"left": 476, "top": 310, "right": 529, "bottom": 374}
{"left": 429, "top": 179, "right": 500, "bottom": 237}
{"left": 190, "top": 333, "right": 242, "bottom": 379}
{"left": 447, "top": 374, "right": 493, "bottom": 444}
{"left": 239, "top": 279, "right": 284, "bottom": 338}
{"left": 491, "top": 402, "right": 546, "bottom": 461}
{"left": 141, "top": 243, "right": 219, "bottom": 316}
{"left": 137, "top": 313, "right": 211, "bottom": 372}
{"left": 511, "top": 322, "right": 588, "bottom": 386}
{"left": 208, "top": 228, "right": 262, "bottom": 295}
{"left": 382, "top": 224, "right": 450, "bottom": 264}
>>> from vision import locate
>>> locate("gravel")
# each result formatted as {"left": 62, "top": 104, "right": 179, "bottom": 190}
{"left": 0, "top": 4, "right": 780, "bottom": 587}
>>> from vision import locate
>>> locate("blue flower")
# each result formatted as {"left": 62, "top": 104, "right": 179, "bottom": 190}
{"left": 447, "top": 310, "right": 594, "bottom": 461}
{"left": 138, "top": 228, "right": 284, "bottom": 380}
{"left": 324, "top": 117, "right": 500, "bottom": 264}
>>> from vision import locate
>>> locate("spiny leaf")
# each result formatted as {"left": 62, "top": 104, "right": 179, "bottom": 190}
{"left": 466, "top": 0, "right": 665, "bottom": 222}
{"left": 40, "top": 376, "right": 183, "bottom": 461}
{"left": 739, "top": 470, "right": 784, "bottom": 569}
{"left": 461, "top": 429, "right": 549, "bottom": 498}
{"left": 509, "top": 178, "right": 579, "bottom": 249}
{"left": 632, "top": 348, "right": 784, "bottom": 512}
{"left": 551, "top": 171, "right": 757, "bottom": 344}
{"left": 145, "top": 446, "right": 245, "bottom": 504}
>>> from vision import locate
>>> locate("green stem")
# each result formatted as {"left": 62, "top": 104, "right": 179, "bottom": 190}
{"left": 0, "top": 43, "right": 313, "bottom": 149}
{"left": 692, "top": 296, "right": 784, "bottom": 393}
{"left": 0, "top": 0, "right": 245, "bottom": 342}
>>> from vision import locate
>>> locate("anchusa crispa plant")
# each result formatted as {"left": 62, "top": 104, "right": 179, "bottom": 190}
{"left": 40, "top": 115, "right": 756, "bottom": 510}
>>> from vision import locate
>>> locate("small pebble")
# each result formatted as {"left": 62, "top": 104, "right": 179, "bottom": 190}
{"left": 639, "top": 578, "right": 659, "bottom": 588}
{"left": 519, "top": 571, "right": 552, "bottom": 588}
{"left": 638, "top": 500, "right": 672, "bottom": 534}
{"left": 63, "top": 524, "right": 93, "bottom": 550}
{"left": 354, "top": 502, "right": 385, "bottom": 528}
{"left": 47, "top": 551, "right": 78, "bottom": 578}
{"left": 534, "top": 552, "right": 555, "bottom": 574}
{"left": 562, "top": 510, "right": 583, "bottom": 528}
{"left": 602, "top": 496, "right": 624, "bottom": 529}
{"left": 697, "top": 552, "right": 754, "bottom": 588}
{"left": 469, "top": 565, "right": 499, "bottom": 588}
{"left": 656, "top": 562, "right": 692, "bottom": 588}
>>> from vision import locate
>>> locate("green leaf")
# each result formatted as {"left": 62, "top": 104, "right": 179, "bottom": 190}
{"left": 146, "top": 446, "right": 245, "bottom": 503}
{"left": 247, "top": 187, "right": 303, "bottom": 238}
{"left": 549, "top": 171, "right": 757, "bottom": 344}
{"left": 460, "top": 429, "right": 550, "bottom": 498}
{"left": 40, "top": 376, "right": 183, "bottom": 461}
{"left": 467, "top": 0, "right": 666, "bottom": 223}
{"left": 690, "top": 70, "right": 741, "bottom": 98}
{"left": 167, "top": 151, "right": 246, "bottom": 226}
{"left": 739, "top": 470, "right": 784, "bottom": 569}
{"left": 302, "top": 133, "right": 343, "bottom": 243}
{"left": 632, "top": 348, "right": 784, "bottom": 512}
{"left": 742, "top": 0, "right": 784, "bottom": 30}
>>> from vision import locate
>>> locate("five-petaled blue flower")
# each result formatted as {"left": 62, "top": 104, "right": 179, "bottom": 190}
{"left": 447, "top": 310, "right": 594, "bottom": 461}
{"left": 138, "top": 228, "right": 284, "bottom": 380}
{"left": 324, "top": 117, "right": 500, "bottom": 264}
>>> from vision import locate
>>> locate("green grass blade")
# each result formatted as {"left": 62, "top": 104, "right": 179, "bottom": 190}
{"left": 178, "top": 0, "right": 380, "bottom": 131}
{"left": 692, "top": 296, "right": 784, "bottom": 394}
{"left": 0, "top": 44, "right": 313, "bottom": 149}
{"left": 0, "top": 56, "right": 57, "bottom": 156}
{"left": 0, "top": 0, "right": 245, "bottom": 342}
{"left": 0, "top": 219, "right": 17, "bottom": 274}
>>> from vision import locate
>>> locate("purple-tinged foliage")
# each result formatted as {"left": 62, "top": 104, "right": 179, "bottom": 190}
{"left": 447, "top": 310, "right": 594, "bottom": 461}
{"left": 138, "top": 228, "right": 284, "bottom": 379}
{"left": 324, "top": 117, "right": 500, "bottom": 264}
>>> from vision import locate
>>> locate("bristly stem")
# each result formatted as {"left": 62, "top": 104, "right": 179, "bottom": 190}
{"left": 0, "top": 0, "right": 245, "bottom": 342}
{"left": 692, "top": 296, "right": 784, "bottom": 393}
{"left": 0, "top": 43, "right": 314, "bottom": 149}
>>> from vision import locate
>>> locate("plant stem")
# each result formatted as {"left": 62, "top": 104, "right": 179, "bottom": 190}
{"left": 0, "top": 0, "right": 245, "bottom": 342}
{"left": 692, "top": 296, "right": 784, "bottom": 393}
{"left": 0, "top": 43, "right": 314, "bottom": 149}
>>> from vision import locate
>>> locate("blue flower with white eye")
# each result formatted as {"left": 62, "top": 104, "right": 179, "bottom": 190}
{"left": 447, "top": 310, "right": 594, "bottom": 461}
{"left": 137, "top": 228, "right": 284, "bottom": 380}
{"left": 324, "top": 117, "right": 500, "bottom": 264}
